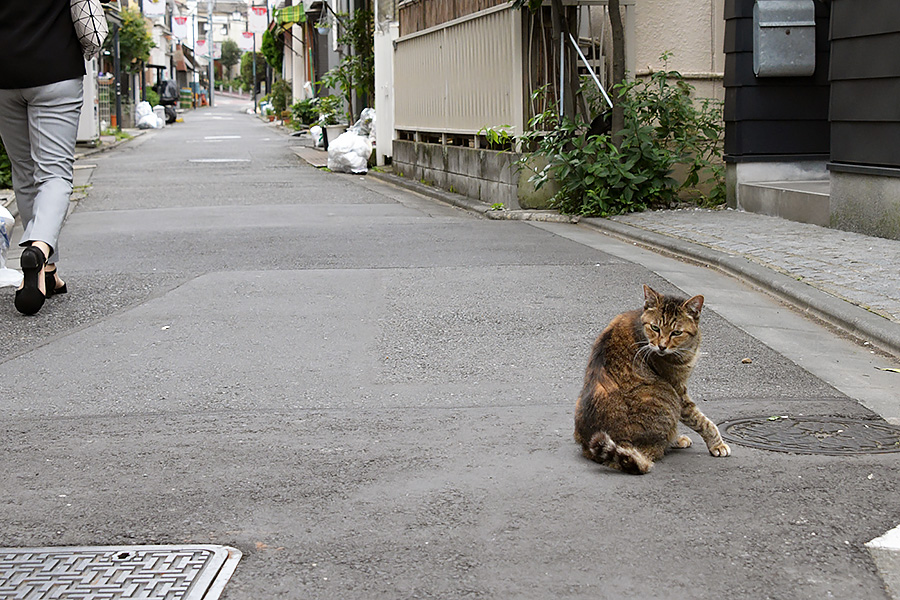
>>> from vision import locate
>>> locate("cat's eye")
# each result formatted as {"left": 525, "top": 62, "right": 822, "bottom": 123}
{"left": 649, "top": 325, "right": 660, "bottom": 333}
{"left": 672, "top": 330, "right": 683, "bottom": 336}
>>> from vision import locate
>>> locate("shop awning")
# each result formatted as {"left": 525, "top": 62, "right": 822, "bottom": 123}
{"left": 275, "top": 5, "right": 307, "bottom": 28}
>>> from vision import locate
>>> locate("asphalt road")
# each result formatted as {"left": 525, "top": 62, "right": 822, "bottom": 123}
{"left": 1, "top": 96, "right": 898, "bottom": 599}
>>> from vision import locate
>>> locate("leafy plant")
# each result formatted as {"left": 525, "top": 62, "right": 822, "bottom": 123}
{"left": 318, "top": 8, "right": 374, "bottom": 121}
{"left": 270, "top": 79, "right": 292, "bottom": 114}
{"left": 315, "top": 95, "right": 342, "bottom": 125}
{"left": 219, "top": 39, "right": 242, "bottom": 74}
{"left": 478, "top": 125, "right": 514, "bottom": 151}
{"left": 144, "top": 87, "right": 159, "bottom": 107}
{"left": 261, "top": 29, "right": 283, "bottom": 73}
{"left": 520, "top": 56, "right": 724, "bottom": 217}
{"left": 291, "top": 98, "right": 319, "bottom": 126}
{"left": 240, "top": 51, "right": 267, "bottom": 93}
{"left": 105, "top": 7, "right": 154, "bottom": 73}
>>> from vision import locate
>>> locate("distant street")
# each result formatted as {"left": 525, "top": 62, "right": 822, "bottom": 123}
{"left": 1, "top": 96, "right": 898, "bottom": 599}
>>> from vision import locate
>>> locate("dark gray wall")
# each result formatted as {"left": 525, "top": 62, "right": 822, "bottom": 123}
{"left": 830, "top": 0, "right": 900, "bottom": 170}
{"left": 723, "top": 0, "right": 831, "bottom": 162}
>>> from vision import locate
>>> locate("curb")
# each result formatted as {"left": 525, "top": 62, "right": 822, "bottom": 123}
{"left": 74, "top": 129, "right": 146, "bottom": 161}
{"left": 580, "top": 217, "right": 900, "bottom": 359}
{"left": 367, "top": 170, "right": 900, "bottom": 359}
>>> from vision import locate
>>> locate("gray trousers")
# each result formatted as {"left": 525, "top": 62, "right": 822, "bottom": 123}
{"left": 0, "top": 78, "right": 84, "bottom": 264}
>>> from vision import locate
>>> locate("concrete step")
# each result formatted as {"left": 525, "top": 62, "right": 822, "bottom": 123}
{"left": 738, "top": 180, "right": 831, "bottom": 226}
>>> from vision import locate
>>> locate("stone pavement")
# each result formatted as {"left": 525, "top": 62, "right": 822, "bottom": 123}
{"left": 609, "top": 207, "right": 900, "bottom": 323}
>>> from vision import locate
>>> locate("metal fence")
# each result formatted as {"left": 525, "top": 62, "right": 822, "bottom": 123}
{"left": 392, "top": 2, "right": 634, "bottom": 145}
{"left": 394, "top": 4, "right": 526, "bottom": 140}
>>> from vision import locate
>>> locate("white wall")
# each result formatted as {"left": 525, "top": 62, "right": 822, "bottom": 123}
{"left": 374, "top": 2, "right": 399, "bottom": 165}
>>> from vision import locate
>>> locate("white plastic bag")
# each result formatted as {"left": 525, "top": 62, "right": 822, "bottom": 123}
{"left": 0, "top": 206, "right": 23, "bottom": 288}
{"left": 135, "top": 101, "right": 153, "bottom": 119}
{"left": 135, "top": 101, "right": 162, "bottom": 129}
{"left": 309, "top": 125, "right": 324, "bottom": 148}
{"left": 348, "top": 107, "right": 376, "bottom": 139}
{"left": 326, "top": 130, "right": 372, "bottom": 174}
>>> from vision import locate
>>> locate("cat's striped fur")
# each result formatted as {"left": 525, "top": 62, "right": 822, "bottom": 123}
{"left": 574, "top": 285, "right": 731, "bottom": 474}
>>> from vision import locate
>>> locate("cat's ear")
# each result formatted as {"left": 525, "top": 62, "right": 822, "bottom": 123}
{"left": 683, "top": 295, "right": 704, "bottom": 319}
{"left": 643, "top": 285, "right": 662, "bottom": 309}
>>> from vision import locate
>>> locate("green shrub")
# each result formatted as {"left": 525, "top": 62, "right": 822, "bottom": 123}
{"left": 291, "top": 98, "right": 318, "bottom": 126}
{"left": 521, "top": 54, "right": 725, "bottom": 217}
{"left": 144, "top": 87, "right": 160, "bottom": 107}
{"left": 270, "top": 79, "right": 291, "bottom": 114}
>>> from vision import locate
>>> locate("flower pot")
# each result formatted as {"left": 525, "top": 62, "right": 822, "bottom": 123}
{"left": 324, "top": 124, "right": 346, "bottom": 142}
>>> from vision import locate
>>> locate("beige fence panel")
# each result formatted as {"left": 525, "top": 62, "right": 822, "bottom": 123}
{"left": 394, "top": 5, "right": 525, "bottom": 138}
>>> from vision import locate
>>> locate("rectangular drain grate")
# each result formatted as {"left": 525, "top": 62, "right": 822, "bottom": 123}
{"left": 0, "top": 545, "right": 241, "bottom": 600}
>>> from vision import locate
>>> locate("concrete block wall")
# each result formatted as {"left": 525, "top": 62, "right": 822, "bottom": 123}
{"left": 393, "top": 140, "right": 520, "bottom": 209}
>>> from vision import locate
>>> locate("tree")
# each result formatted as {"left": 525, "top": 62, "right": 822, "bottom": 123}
{"left": 261, "top": 29, "right": 283, "bottom": 73}
{"left": 319, "top": 8, "right": 375, "bottom": 118}
{"left": 106, "top": 6, "right": 154, "bottom": 74}
{"left": 240, "top": 51, "right": 267, "bottom": 92}
{"left": 219, "top": 39, "right": 242, "bottom": 77}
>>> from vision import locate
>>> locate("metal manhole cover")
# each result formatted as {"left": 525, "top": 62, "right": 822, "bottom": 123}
{"left": 0, "top": 545, "right": 241, "bottom": 600}
{"left": 720, "top": 416, "right": 900, "bottom": 455}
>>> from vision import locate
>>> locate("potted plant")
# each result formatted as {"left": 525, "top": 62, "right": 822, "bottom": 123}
{"left": 291, "top": 98, "right": 318, "bottom": 128}
{"left": 315, "top": 16, "right": 331, "bottom": 36}
{"left": 316, "top": 94, "right": 346, "bottom": 144}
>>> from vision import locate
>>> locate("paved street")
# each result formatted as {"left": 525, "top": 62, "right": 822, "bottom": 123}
{"left": 2, "top": 96, "right": 900, "bottom": 599}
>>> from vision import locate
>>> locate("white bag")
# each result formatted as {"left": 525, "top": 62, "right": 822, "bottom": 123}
{"left": 327, "top": 131, "right": 372, "bottom": 174}
{"left": 71, "top": 0, "right": 109, "bottom": 60}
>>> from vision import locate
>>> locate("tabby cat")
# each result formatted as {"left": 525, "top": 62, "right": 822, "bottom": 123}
{"left": 574, "top": 285, "right": 731, "bottom": 474}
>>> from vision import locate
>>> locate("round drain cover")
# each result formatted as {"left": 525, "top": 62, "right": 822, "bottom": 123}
{"left": 719, "top": 416, "right": 900, "bottom": 455}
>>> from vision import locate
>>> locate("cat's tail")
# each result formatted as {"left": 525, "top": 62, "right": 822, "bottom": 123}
{"left": 588, "top": 432, "right": 653, "bottom": 475}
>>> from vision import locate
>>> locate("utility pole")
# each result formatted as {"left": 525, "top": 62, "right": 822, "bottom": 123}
{"left": 252, "top": 37, "right": 258, "bottom": 114}
{"left": 208, "top": 0, "right": 215, "bottom": 107}
{"left": 112, "top": 22, "right": 123, "bottom": 131}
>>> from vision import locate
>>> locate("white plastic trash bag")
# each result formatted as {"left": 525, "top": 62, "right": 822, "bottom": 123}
{"left": 0, "top": 206, "right": 23, "bottom": 288}
{"left": 327, "top": 130, "right": 372, "bottom": 174}
{"left": 309, "top": 125, "right": 324, "bottom": 148}
{"left": 135, "top": 101, "right": 153, "bottom": 119}
{"left": 136, "top": 101, "right": 162, "bottom": 129}
{"left": 348, "top": 107, "right": 375, "bottom": 140}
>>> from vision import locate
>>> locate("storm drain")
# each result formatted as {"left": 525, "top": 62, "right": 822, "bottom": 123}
{"left": 720, "top": 416, "right": 900, "bottom": 455}
{"left": 0, "top": 545, "right": 240, "bottom": 600}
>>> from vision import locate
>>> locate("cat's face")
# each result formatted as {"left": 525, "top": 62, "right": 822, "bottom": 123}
{"left": 640, "top": 285, "right": 703, "bottom": 355}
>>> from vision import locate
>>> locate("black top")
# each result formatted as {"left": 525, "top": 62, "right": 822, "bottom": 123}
{"left": 0, "top": 0, "right": 86, "bottom": 89}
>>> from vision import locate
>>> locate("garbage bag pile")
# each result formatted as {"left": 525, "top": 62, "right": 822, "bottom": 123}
{"left": 135, "top": 101, "right": 164, "bottom": 129}
{"left": 327, "top": 108, "right": 376, "bottom": 174}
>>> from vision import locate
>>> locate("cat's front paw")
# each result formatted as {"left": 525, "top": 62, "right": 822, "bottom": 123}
{"left": 709, "top": 442, "right": 731, "bottom": 457}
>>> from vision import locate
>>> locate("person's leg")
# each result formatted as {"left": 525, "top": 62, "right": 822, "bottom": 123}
{"left": 0, "top": 88, "right": 39, "bottom": 245}
{"left": 21, "top": 78, "right": 84, "bottom": 265}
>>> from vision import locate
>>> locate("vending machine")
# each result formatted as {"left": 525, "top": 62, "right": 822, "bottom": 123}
{"left": 76, "top": 57, "right": 101, "bottom": 146}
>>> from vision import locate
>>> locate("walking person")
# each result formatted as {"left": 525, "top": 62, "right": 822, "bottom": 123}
{"left": 0, "top": 0, "right": 90, "bottom": 315}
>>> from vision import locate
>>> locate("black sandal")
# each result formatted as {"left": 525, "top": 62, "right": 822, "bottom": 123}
{"left": 15, "top": 246, "right": 47, "bottom": 315}
{"left": 44, "top": 266, "right": 67, "bottom": 297}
